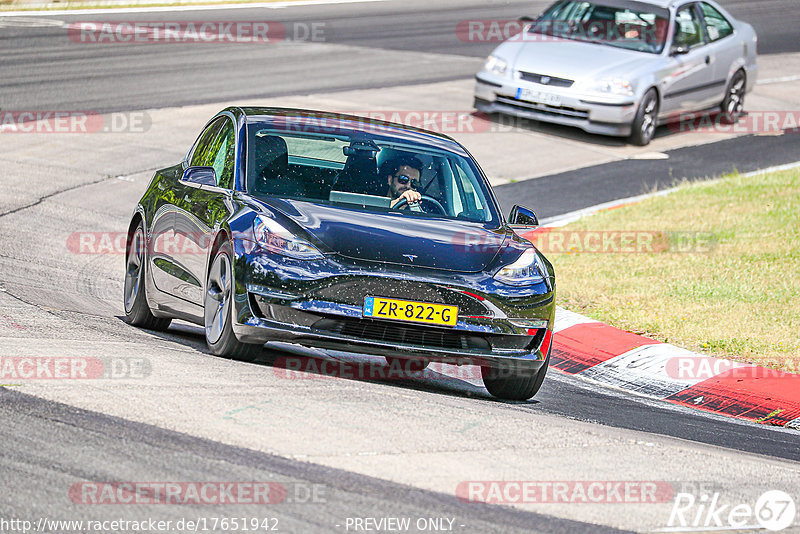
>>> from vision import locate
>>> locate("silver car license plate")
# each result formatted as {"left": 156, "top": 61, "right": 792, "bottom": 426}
{"left": 516, "top": 88, "right": 562, "bottom": 107}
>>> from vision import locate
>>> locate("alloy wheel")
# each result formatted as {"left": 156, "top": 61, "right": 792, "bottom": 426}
{"left": 205, "top": 252, "right": 232, "bottom": 344}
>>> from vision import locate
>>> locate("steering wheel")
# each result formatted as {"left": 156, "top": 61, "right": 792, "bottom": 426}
{"left": 393, "top": 195, "right": 447, "bottom": 215}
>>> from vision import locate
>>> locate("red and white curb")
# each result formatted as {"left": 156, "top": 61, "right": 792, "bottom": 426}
{"left": 529, "top": 162, "right": 800, "bottom": 429}
{"left": 550, "top": 308, "right": 800, "bottom": 429}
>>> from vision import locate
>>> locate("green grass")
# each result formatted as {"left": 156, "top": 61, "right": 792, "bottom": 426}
{"left": 549, "top": 167, "right": 800, "bottom": 372}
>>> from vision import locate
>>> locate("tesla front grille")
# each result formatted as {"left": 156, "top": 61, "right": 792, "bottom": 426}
{"left": 311, "top": 317, "right": 490, "bottom": 351}
{"left": 518, "top": 71, "right": 574, "bottom": 88}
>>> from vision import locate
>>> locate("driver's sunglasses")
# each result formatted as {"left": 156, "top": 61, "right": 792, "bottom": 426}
{"left": 394, "top": 174, "right": 418, "bottom": 187}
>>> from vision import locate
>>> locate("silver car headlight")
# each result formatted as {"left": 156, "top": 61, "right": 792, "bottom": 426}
{"left": 484, "top": 55, "right": 509, "bottom": 77}
{"left": 494, "top": 249, "right": 547, "bottom": 286}
{"left": 585, "top": 78, "right": 635, "bottom": 97}
{"left": 253, "top": 215, "right": 324, "bottom": 260}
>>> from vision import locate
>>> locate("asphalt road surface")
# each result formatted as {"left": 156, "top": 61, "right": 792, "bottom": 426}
{"left": 1, "top": 0, "right": 799, "bottom": 112}
{"left": 1, "top": 1, "right": 799, "bottom": 532}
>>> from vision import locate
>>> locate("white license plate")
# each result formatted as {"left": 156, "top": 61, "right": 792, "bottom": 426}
{"left": 516, "top": 88, "right": 562, "bottom": 106}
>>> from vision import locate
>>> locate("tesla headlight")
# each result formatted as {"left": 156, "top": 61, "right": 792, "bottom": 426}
{"left": 253, "top": 216, "right": 323, "bottom": 260}
{"left": 484, "top": 55, "right": 509, "bottom": 77}
{"left": 585, "top": 78, "right": 634, "bottom": 97}
{"left": 494, "top": 249, "right": 548, "bottom": 286}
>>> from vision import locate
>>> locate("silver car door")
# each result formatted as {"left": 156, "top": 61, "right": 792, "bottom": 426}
{"left": 698, "top": 2, "right": 740, "bottom": 103}
{"left": 661, "top": 3, "right": 716, "bottom": 116}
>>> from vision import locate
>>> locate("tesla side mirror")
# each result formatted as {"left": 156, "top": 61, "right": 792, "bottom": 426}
{"left": 509, "top": 205, "right": 539, "bottom": 227}
{"left": 670, "top": 44, "right": 690, "bottom": 56}
{"left": 181, "top": 166, "right": 217, "bottom": 187}
{"left": 518, "top": 15, "right": 537, "bottom": 23}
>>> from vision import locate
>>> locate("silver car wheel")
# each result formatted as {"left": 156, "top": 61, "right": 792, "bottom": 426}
{"left": 124, "top": 227, "right": 144, "bottom": 314}
{"left": 641, "top": 98, "right": 657, "bottom": 140}
{"left": 205, "top": 252, "right": 232, "bottom": 345}
{"left": 726, "top": 74, "right": 745, "bottom": 115}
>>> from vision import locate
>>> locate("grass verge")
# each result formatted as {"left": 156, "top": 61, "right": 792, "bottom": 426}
{"left": 541, "top": 167, "right": 799, "bottom": 373}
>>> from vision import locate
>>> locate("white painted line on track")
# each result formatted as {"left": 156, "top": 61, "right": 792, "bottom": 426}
{"left": 0, "top": 0, "right": 386, "bottom": 17}
{"left": 553, "top": 307, "right": 598, "bottom": 333}
{"left": 580, "top": 344, "right": 748, "bottom": 399}
{"left": 758, "top": 74, "right": 800, "bottom": 85}
{"left": 628, "top": 151, "right": 669, "bottom": 160}
{"left": 540, "top": 160, "right": 800, "bottom": 227}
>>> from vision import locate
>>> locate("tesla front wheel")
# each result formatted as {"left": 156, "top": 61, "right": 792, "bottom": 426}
{"left": 123, "top": 221, "right": 171, "bottom": 331}
{"left": 482, "top": 349, "right": 550, "bottom": 401}
{"left": 204, "top": 242, "right": 262, "bottom": 362}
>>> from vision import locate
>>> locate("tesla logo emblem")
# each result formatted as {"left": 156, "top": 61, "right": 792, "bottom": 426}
{"left": 403, "top": 254, "right": 417, "bottom": 262}
{"left": 540, "top": 76, "right": 551, "bottom": 85}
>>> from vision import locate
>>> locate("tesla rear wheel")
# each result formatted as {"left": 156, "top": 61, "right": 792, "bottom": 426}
{"left": 482, "top": 349, "right": 550, "bottom": 401}
{"left": 719, "top": 70, "right": 746, "bottom": 125}
{"left": 204, "top": 242, "right": 262, "bottom": 362}
{"left": 384, "top": 357, "right": 429, "bottom": 373}
{"left": 123, "top": 221, "right": 171, "bottom": 331}
{"left": 629, "top": 89, "right": 659, "bottom": 146}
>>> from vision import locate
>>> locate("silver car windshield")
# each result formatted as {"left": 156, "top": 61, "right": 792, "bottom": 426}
{"left": 246, "top": 124, "right": 500, "bottom": 224}
{"left": 531, "top": 0, "right": 671, "bottom": 54}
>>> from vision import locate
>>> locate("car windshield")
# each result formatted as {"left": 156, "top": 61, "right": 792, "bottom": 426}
{"left": 245, "top": 120, "right": 500, "bottom": 224}
{"left": 530, "top": 0, "right": 670, "bottom": 54}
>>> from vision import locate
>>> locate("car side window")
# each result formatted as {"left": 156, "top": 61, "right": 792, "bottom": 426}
{"left": 189, "top": 118, "right": 225, "bottom": 168}
{"left": 700, "top": 3, "right": 733, "bottom": 42}
{"left": 674, "top": 5, "right": 707, "bottom": 49}
{"left": 188, "top": 117, "right": 235, "bottom": 189}
{"left": 209, "top": 120, "right": 236, "bottom": 189}
{"left": 451, "top": 159, "right": 487, "bottom": 220}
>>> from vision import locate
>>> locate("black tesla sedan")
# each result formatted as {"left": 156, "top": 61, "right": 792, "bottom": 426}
{"left": 124, "top": 107, "right": 555, "bottom": 400}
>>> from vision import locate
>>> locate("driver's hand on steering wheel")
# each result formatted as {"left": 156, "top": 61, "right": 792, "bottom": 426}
{"left": 391, "top": 189, "right": 422, "bottom": 208}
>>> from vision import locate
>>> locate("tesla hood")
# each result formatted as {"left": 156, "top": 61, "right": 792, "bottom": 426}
{"left": 257, "top": 198, "right": 508, "bottom": 272}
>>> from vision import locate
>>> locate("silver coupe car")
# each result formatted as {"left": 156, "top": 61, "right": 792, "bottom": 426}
{"left": 474, "top": 0, "right": 758, "bottom": 145}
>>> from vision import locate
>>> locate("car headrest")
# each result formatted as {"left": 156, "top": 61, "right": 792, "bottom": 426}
{"left": 334, "top": 150, "right": 383, "bottom": 196}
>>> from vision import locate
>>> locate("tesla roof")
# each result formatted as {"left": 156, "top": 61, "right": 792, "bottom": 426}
{"left": 235, "top": 106, "right": 471, "bottom": 155}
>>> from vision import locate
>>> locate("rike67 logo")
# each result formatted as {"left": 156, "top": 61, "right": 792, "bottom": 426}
{"left": 666, "top": 489, "right": 796, "bottom": 532}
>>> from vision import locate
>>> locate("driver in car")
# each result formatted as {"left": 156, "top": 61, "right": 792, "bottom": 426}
{"left": 382, "top": 156, "right": 423, "bottom": 208}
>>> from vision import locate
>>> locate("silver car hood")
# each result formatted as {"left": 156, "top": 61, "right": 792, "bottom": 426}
{"left": 505, "top": 39, "right": 654, "bottom": 84}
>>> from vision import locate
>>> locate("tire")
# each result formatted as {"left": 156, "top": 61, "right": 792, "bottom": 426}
{"left": 123, "top": 220, "right": 171, "bottom": 331}
{"left": 719, "top": 70, "right": 746, "bottom": 125}
{"left": 629, "top": 89, "right": 659, "bottom": 146}
{"left": 481, "top": 348, "right": 550, "bottom": 401}
{"left": 384, "top": 357, "right": 429, "bottom": 373}
{"left": 204, "top": 241, "right": 262, "bottom": 362}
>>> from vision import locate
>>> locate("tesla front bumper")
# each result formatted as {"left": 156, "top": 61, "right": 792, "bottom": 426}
{"left": 230, "top": 244, "right": 555, "bottom": 373}
{"left": 474, "top": 72, "right": 639, "bottom": 137}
